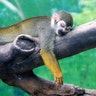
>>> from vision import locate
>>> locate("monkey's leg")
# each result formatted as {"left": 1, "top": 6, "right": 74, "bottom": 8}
{"left": 40, "top": 49, "right": 63, "bottom": 85}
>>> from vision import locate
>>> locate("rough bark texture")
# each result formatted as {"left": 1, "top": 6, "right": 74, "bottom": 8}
{"left": 0, "top": 21, "right": 96, "bottom": 96}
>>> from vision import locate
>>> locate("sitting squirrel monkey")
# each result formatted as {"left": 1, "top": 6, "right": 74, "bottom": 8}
{"left": 0, "top": 10, "right": 73, "bottom": 85}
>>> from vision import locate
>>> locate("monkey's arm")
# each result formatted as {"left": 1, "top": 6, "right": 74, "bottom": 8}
{"left": 39, "top": 31, "right": 63, "bottom": 85}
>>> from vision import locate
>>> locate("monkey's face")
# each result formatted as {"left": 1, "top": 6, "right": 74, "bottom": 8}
{"left": 51, "top": 12, "right": 69, "bottom": 37}
{"left": 55, "top": 20, "right": 68, "bottom": 36}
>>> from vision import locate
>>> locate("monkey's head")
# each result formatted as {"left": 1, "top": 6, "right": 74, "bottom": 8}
{"left": 51, "top": 10, "right": 73, "bottom": 37}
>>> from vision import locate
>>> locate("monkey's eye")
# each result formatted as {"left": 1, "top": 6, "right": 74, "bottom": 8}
{"left": 60, "top": 23, "right": 65, "bottom": 28}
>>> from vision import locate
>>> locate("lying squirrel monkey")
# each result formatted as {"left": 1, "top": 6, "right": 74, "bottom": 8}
{"left": 0, "top": 10, "right": 73, "bottom": 85}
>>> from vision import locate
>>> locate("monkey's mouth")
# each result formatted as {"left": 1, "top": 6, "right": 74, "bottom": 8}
{"left": 57, "top": 29, "right": 68, "bottom": 36}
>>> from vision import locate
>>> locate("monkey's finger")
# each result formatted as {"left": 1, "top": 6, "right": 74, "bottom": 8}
{"left": 54, "top": 77, "right": 57, "bottom": 83}
{"left": 54, "top": 77, "right": 63, "bottom": 86}
{"left": 54, "top": 77, "right": 58, "bottom": 85}
{"left": 59, "top": 77, "right": 63, "bottom": 85}
{"left": 57, "top": 78, "right": 63, "bottom": 85}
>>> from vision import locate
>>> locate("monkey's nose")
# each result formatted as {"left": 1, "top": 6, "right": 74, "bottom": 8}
{"left": 58, "top": 29, "right": 66, "bottom": 36}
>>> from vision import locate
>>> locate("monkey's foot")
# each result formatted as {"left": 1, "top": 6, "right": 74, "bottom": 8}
{"left": 54, "top": 73, "right": 63, "bottom": 86}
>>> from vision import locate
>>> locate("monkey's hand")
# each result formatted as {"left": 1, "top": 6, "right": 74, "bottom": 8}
{"left": 40, "top": 50, "right": 63, "bottom": 86}
{"left": 66, "top": 26, "right": 73, "bottom": 31}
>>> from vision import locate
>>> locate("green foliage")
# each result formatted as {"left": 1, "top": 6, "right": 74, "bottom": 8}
{"left": 73, "top": 0, "right": 96, "bottom": 26}
{"left": 0, "top": 0, "right": 96, "bottom": 96}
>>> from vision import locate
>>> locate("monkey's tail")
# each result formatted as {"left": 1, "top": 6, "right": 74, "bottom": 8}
{"left": 0, "top": 27, "right": 3, "bottom": 32}
{"left": 0, "top": 27, "right": 3, "bottom": 29}
{"left": 0, "top": 27, "right": 9, "bottom": 33}
{"left": 0, "top": 27, "right": 2, "bottom": 32}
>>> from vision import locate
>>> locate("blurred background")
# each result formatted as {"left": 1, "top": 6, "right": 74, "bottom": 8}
{"left": 0, "top": 0, "right": 96, "bottom": 96}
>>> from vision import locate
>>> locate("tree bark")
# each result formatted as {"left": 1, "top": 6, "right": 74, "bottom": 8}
{"left": 0, "top": 21, "right": 96, "bottom": 96}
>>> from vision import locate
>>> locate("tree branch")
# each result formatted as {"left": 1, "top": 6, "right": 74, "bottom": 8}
{"left": 0, "top": 21, "right": 96, "bottom": 96}
{"left": 10, "top": 20, "right": 96, "bottom": 73}
{"left": 4, "top": 71, "right": 96, "bottom": 96}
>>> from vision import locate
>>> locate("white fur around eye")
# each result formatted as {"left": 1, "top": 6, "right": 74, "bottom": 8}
{"left": 57, "top": 20, "right": 66, "bottom": 27}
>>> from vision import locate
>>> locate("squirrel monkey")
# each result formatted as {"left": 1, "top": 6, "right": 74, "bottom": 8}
{"left": 0, "top": 10, "right": 73, "bottom": 85}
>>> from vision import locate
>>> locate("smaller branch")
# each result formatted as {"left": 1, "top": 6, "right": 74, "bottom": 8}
{"left": 5, "top": 72, "right": 81, "bottom": 96}
{"left": 4, "top": 71, "right": 95, "bottom": 96}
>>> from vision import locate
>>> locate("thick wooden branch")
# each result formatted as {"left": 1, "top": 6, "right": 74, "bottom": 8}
{"left": 9, "top": 20, "right": 96, "bottom": 73}
{"left": 0, "top": 21, "right": 96, "bottom": 96}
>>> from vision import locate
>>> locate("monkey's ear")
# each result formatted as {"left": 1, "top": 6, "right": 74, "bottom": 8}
{"left": 51, "top": 13, "right": 59, "bottom": 28}
{"left": 52, "top": 13, "right": 59, "bottom": 23}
